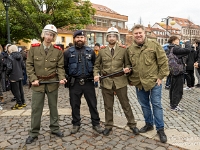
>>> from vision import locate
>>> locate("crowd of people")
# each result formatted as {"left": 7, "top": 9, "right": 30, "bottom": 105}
{"left": 0, "top": 23, "right": 200, "bottom": 145}
{"left": 0, "top": 44, "right": 27, "bottom": 110}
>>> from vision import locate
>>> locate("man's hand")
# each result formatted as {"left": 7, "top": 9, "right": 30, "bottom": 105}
{"left": 194, "top": 62, "right": 199, "bottom": 68}
{"left": 156, "top": 79, "right": 162, "bottom": 86}
{"left": 123, "top": 67, "right": 131, "bottom": 73}
{"left": 94, "top": 76, "right": 100, "bottom": 82}
{"left": 32, "top": 80, "right": 39, "bottom": 86}
{"left": 60, "top": 79, "right": 67, "bottom": 84}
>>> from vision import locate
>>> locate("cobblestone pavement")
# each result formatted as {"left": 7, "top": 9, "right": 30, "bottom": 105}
{"left": 0, "top": 84, "right": 198, "bottom": 150}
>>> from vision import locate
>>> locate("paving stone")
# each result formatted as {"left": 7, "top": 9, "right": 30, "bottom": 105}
{"left": 0, "top": 141, "right": 11, "bottom": 148}
{"left": 0, "top": 86, "right": 194, "bottom": 150}
{"left": 62, "top": 136, "right": 76, "bottom": 142}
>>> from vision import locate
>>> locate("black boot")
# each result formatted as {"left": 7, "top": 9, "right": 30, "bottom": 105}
{"left": 157, "top": 128, "right": 167, "bottom": 143}
{"left": 139, "top": 123, "right": 154, "bottom": 133}
{"left": 26, "top": 136, "right": 38, "bottom": 144}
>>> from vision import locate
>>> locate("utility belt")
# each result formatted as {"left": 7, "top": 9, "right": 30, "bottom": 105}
{"left": 102, "top": 72, "right": 124, "bottom": 78}
{"left": 37, "top": 72, "right": 57, "bottom": 80}
{"left": 75, "top": 77, "right": 94, "bottom": 85}
{"left": 66, "top": 76, "right": 93, "bottom": 87}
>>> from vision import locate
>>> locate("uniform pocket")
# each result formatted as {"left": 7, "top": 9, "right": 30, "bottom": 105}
{"left": 49, "top": 58, "right": 58, "bottom": 67}
{"left": 129, "top": 54, "right": 136, "bottom": 67}
{"left": 69, "top": 63, "right": 78, "bottom": 75}
{"left": 34, "top": 56, "right": 43, "bottom": 66}
{"left": 144, "top": 51, "right": 155, "bottom": 66}
{"left": 87, "top": 61, "right": 93, "bottom": 73}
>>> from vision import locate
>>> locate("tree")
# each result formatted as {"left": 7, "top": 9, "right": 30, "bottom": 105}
{"left": 0, "top": 0, "right": 95, "bottom": 45}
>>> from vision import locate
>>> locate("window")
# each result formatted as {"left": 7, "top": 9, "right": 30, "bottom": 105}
{"left": 118, "top": 22, "right": 123, "bottom": 29}
{"left": 111, "top": 21, "right": 117, "bottom": 27}
{"left": 183, "top": 29, "right": 185, "bottom": 34}
{"left": 102, "top": 19, "right": 108, "bottom": 27}
{"left": 96, "top": 33, "right": 103, "bottom": 45}
{"left": 61, "top": 37, "right": 65, "bottom": 42}
{"left": 96, "top": 18, "right": 102, "bottom": 26}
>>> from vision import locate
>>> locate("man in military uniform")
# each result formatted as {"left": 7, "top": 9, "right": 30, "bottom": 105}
{"left": 26, "top": 24, "right": 67, "bottom": 144}
{"left": 93, "top": 27, "right": 139, "bottom": 136}
{"left": 127, "top": 24, "right": 169, "bottom": 143}
{"left": 64, "top": 30, "right": 103, "bottom": 134}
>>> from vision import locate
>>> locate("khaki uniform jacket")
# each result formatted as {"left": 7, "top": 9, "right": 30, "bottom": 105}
{"left": 26, "top": 44, "right": 66, "bottom": 92}
{"left": 93, "top": 44, "right": 130, "bottom": 90}
{"left": 127, "top": 38, "right": 169, "bottom": 91}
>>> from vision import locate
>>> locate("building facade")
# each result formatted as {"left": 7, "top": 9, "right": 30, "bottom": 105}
{"left": 84, "top": 3, "right": 128, "bottom": 47}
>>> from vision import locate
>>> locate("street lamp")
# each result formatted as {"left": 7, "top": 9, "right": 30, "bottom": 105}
{"left": 160, "top": 18, "right": 176, "bottom": 43}
{"left": 87, "top": 33, "right": 94, "bottom": 47}
{"left": 2, "top": 0, "right": 11, "bottom": 44}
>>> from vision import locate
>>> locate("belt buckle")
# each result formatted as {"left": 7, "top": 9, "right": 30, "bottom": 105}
{"left": 79, "top": 78, "right": 85, "bottom": 85}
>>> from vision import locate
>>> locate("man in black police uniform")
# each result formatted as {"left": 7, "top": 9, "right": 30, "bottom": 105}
{"left": 64, "top": 30, "right": 103, "bottom": 134}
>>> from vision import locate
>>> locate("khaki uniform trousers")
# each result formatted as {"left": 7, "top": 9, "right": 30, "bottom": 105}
{"left": 29, "top": 85, "right": 60, "bottom": 137}
{"left": 102, "top": 84, "right": 137, "bottom": 129}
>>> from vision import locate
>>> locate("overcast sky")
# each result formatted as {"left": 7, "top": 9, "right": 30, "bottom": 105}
{"left": 90, "top": 0, "right": 200, "bottom": 29}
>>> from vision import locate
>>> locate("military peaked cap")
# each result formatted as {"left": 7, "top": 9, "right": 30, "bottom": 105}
{"left": 73, "top": 30, "right": 85, "bottom": 38}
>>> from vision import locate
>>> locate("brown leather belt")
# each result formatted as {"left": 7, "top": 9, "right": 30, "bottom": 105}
{"left": 102, "top": 72, "right": 124, "bottom": 78}
{"left": 37, "top": 72, "right": 57, "bottom": 80}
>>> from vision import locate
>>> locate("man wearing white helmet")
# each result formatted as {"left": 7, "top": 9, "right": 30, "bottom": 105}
{"left": 26, "top": 24, "right": 67, "bottom": 144}
{"left": 93, "top": 27, "right": 139, "bottom": 136}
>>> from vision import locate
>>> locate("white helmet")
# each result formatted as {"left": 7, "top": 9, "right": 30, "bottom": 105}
{"left": 41, "top": 24, "right": 57, "bottom": 42}
{"left": 43, "top": 24, "right": 57, "bottom": 33}
{"left": 106, "top": 27, "right": 120, "bottom": 41}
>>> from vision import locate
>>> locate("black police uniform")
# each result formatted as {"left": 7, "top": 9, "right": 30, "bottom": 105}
{"left": 64, "top": 43, "right": 100, "bottom": 127}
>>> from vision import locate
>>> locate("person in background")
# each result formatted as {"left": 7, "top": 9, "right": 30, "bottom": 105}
{"left": 0, "top": 45, "right": 5, "bottom": 105}
{"left": 194, "top": 40, "right": 200, "bottom": 87}
{"left": 7, "top": 45, "right": 26, "bottom": 110}
{"left": 20, "top": 46, "right": 28, "bottom": 85}
{"left": 94, "top": 43, "right": 101, "bottom": 88}
{"left": 168, "top": 36, "right": 190, "bottom": 111}
{"left": 163, "top": 43, "right": 171, "bottom": 89}
{"left": 1, "top": 44, "right": 11, "bottom": 92}
{"left": 127, "top": 24, "right": 169, "bottom": 143}
{"left": 184, "top": 45, "right": 196, "bottom": 90}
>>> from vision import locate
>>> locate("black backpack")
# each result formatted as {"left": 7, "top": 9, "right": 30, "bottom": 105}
{"left": 167, "top": 47, "right": 184, "bottom": 76}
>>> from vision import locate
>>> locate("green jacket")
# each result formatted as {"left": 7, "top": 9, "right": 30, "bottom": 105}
{"left": 93, "top": 44, "right": 130, "bottom": 89}
{"left": 26, "top": 43, "right": 65, "bottom": 92}
{"left": 127, "top": 38, "right": 169, "bottom": 91}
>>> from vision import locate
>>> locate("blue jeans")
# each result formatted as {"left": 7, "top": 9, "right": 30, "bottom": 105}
{"left": 136, "top": 84, "right": 164, "bottom": 130}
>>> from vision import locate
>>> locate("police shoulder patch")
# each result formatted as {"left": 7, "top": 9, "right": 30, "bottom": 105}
{"left": 53, "top": 45, "right": 62, "bottom": 50}
{"left": 119, "top": 45, "right": 126, "bottom": 48}
{"left": 31, "top": 43, "right": 41, "bottom": 47}
{"left": 100, "top": 45, "right": 106, "bottom": 49}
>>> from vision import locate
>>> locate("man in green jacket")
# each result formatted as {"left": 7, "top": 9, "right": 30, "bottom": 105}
{"left": 26, "top": 24, "right": 67, "bottom": 144}
{"left": 127, "top": 24, "right": 169, "bottom": 143}
{"left": 94, "top": 27, "right": 139, "bottom": 136}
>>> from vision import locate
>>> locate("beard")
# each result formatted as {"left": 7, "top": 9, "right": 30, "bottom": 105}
{"left": 75, "top": 40, "right": 85, "bottom": 48}
{"left": 108, "top": 40, "right": 116, "bottom": 45}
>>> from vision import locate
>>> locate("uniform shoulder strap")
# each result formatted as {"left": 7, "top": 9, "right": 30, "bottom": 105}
{"left": 31, "top": 43, "right": 41, "bottom": 47}
{"left": 100, "top": 45, "right": 106, "bottom": 49}
{"left": 53, "top": 44, "right": 62, "bottom": 51}
{"left": 119, "top": 45, "right": 126, "bottom": 48}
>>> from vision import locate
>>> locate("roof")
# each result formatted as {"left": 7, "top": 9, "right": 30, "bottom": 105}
{"left": 91, "top": 3, "right": 128, "bottom": 21}
{"left": 170, "top": 16, "right": 199, "bottom": 29}
{"left": 92, "top": 3, "right": 119, "bottom": 15}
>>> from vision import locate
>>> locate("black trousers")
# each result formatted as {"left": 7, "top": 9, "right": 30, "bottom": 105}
{"left": 185, "top": 70, "right": 195, "bottom": 88}
{"left": 69, "top": 80, "right": 100, "bottom": 126}
{"left": 169, "top": 74, "right": 184, "bottom": 108}
{"left": 10, "top": 80, "right": 25, "bottom": 105}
